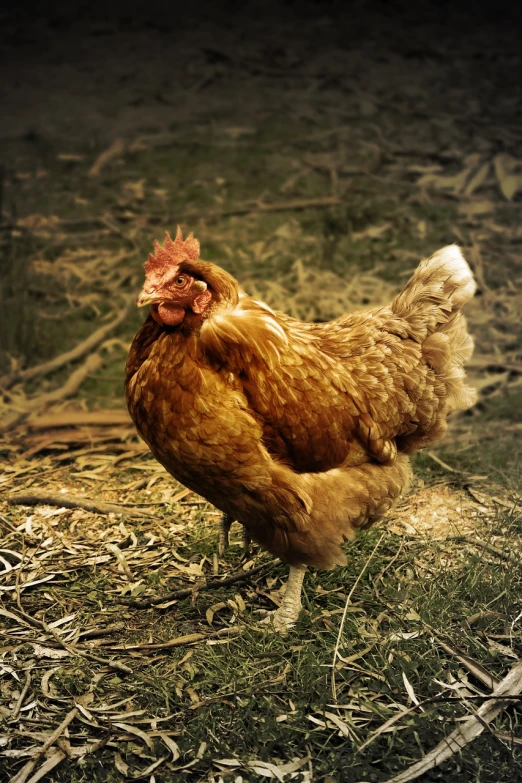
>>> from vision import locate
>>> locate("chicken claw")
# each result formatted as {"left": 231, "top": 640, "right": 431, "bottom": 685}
{"left": 261, "top": 564, "right": 307, "bottom": 633}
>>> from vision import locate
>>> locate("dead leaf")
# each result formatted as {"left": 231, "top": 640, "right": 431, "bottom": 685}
{"left": 113, "top": 723, "right": 155, "bottom": 751}
{"left": 323, "top": 711, "right": 352, "bottom": 737}
{"left": 487, "top": 639, "right": 519, "bottom": 660}
{"left": 206, "top": 601, "right": 227, "bottom": 625}
{"left": 114, "top": 753, "right": 129, "bottom": 775}
{"left": 463, "top": 162, "right": 490, "bottom": 196}
{"left": 31, "top": 645, "right": 70, "bottom": 660}
{"left": 417, "top": 165, "right": 475, "bottom": 194}
{"left": 458, "top": 200, "right": 495, "bottom": 219}
{"left": 17, "top": 214, "right": 61, "bottom": 233}
{"left": 222, "top": 126, "right": 256, "bottom": 139}
{"left": 351, "top": 223, "right": 391, "bottom": 242}
{"left": 493, "top": 153, "right": 522, "bottom": 200}
{"left": 130, "top": 755, "right": 168, "bottom": 778}
{"left": 122, "top": 179, "right": 146, "bottom": 201}
{"left": 402, "top": 671, "right": 423, "bottom": 709}
{"left": 157, "top": 732, "right": 181, "bottom": 761}
{"left": 41, "top": 667, "right": 62, "bottom": 698}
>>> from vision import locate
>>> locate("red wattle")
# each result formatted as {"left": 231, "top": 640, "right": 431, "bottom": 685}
{"left": 153, "top": 303, "right": 186, "bottom": 326}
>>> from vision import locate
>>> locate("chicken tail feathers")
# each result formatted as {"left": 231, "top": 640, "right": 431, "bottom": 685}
{"left": 393, "top": 245, "right": 477, "bottom": 416}
{"left": 391, "top": 245, "right": 476, "bottom": 338}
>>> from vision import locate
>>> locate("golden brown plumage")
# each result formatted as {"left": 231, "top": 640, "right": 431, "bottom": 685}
{"left": 126, "top": 228, "right": 476, "bottom": 628}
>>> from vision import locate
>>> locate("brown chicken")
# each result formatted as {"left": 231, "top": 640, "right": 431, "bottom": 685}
{"left": 126, "top": 228, "right": 476, "bottom": 631}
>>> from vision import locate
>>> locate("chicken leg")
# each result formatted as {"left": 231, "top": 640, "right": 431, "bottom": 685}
{"left": 218, "top": 513, "right": 233, "bottom": 556}
{"left": 218, "top": 513, "right": 251, "bottom": 556}
{"left": 263, "top": 564, "right": 307, "bottom": 632}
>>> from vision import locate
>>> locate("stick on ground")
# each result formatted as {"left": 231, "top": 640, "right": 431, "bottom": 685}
{"left": 381, "top": 661, "right": 522, "bottom": 783}
{"left": 0, "top": 301, "right": 132, "bottom": 390}
{"left": 8, "top": 492, "right": 149, "bottom": 518}
{"left": 118, "top": 562, "right": 271, "bottom": 608}
{"left": 10, "top": 707, "right": 79, "bottom": 783}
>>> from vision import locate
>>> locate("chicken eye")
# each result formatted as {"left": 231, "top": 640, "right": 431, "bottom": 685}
{"left": 174, "top": 275, "right": 186, "bottom": 287}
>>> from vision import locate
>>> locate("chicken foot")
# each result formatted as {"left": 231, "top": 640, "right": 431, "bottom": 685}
{"left": 262, "top": 564, "right": 307, "bottom": 632}
{"left": 218, "top": 513, "right": 251, "bottom": 556}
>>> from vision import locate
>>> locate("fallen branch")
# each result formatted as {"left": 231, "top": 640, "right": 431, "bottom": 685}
{"left": 10, "top": 707, "right": 79, "bottom": 783}
{"left": 88, "top": 138, "right": 126, "bottom": 177}
{"left": 79, "top": 622, "right": 126, "bottom": 639}
{"left": 108, "top": 625, "right": 243, "bottom": 651}
{"left": 0, "top": 353, "right": 105, "bottom": 432}
{"left": 35, "top": 353, "right": 103, "bottom": 404}
{"left": 4, "top": 604, "right": 133, "bottom": 676}
{"left": 8, "top": 492, "right": 149, "bottom": 518}
{"left": 9, "top": 669, "right": 32, "bottom": 722}
{"left": 357, "top": 693, "right": 521, "bottom": 755}
{"left": 118, "top": 562, "right": 271, "bottom": 608}
{"left": 1, "top": 302, "right": 132, "bottom": 390}
{"left": 380, "top": 661, "right": 522, "bottom": 783}
{"left": 26, "top": 409, "right": 132, "bottom": 429}
{"left": 215, "top": 195, "right": 342, "bottom": 217}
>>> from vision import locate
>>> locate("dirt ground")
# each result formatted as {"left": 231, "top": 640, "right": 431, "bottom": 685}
{"left": 1, "top": 2, "right": 522, "bottom": 782}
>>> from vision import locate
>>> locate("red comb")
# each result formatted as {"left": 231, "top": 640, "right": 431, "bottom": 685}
{"left": 145, "top": 226, "right": 200, "bottom": 277}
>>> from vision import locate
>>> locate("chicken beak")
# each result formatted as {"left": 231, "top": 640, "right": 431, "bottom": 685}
{"left": 136, "top": 290, "right": 159, "bottom": 307}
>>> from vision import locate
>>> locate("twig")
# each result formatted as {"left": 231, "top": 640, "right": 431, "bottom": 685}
{"left": 26, "top": 408, "right": 132, "bottom": 430}
{"left": 425, "top": 451, "right": 459, "bottom": 473}
{"left": 88, "top": 138, "right": 126, "bottom": 177}
{"left": 8, "top": 492, "right": 149, "bottom": 518}
{"left": 466, "top": 610, "right": 504, "bottom": 627}
{"left": 215, "top": 196, "right": 342, "bottom": 217}
{"left": 379, "top": 661, "right": 522, "bottom": 783}
{"left": 331, "top": 533, "right": 386, "bottom": 701}
{"left": 445, "top": 535, "right": 516, "bottom": 563}
{"left": 466, "top": 485, "right": 518, "bottom": 510}
{"left": 78, "top": 622, "right": 126, "bottom": 639}
{"left": 0, "top": 353, "right": 104, "bottom": 433}
{"left": 108, "top": 625, "right": 243, "bottom": 651}
{"left": 4, "top": 604, "right": 133, "bottom": 675}
{"left": 10, "top": 707, "right": 79, "bottom": 783}
{"left": 0, "top": 302, "right": 132, "bottom": 390}
{"left": 80, "top": 651, "right": 133, "bottom": 674}
{"left": 9, "top": 668, "right": 32, "bottom": 722}
{"left": 117, "top": 562, "right": 271, "bottom": 608}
